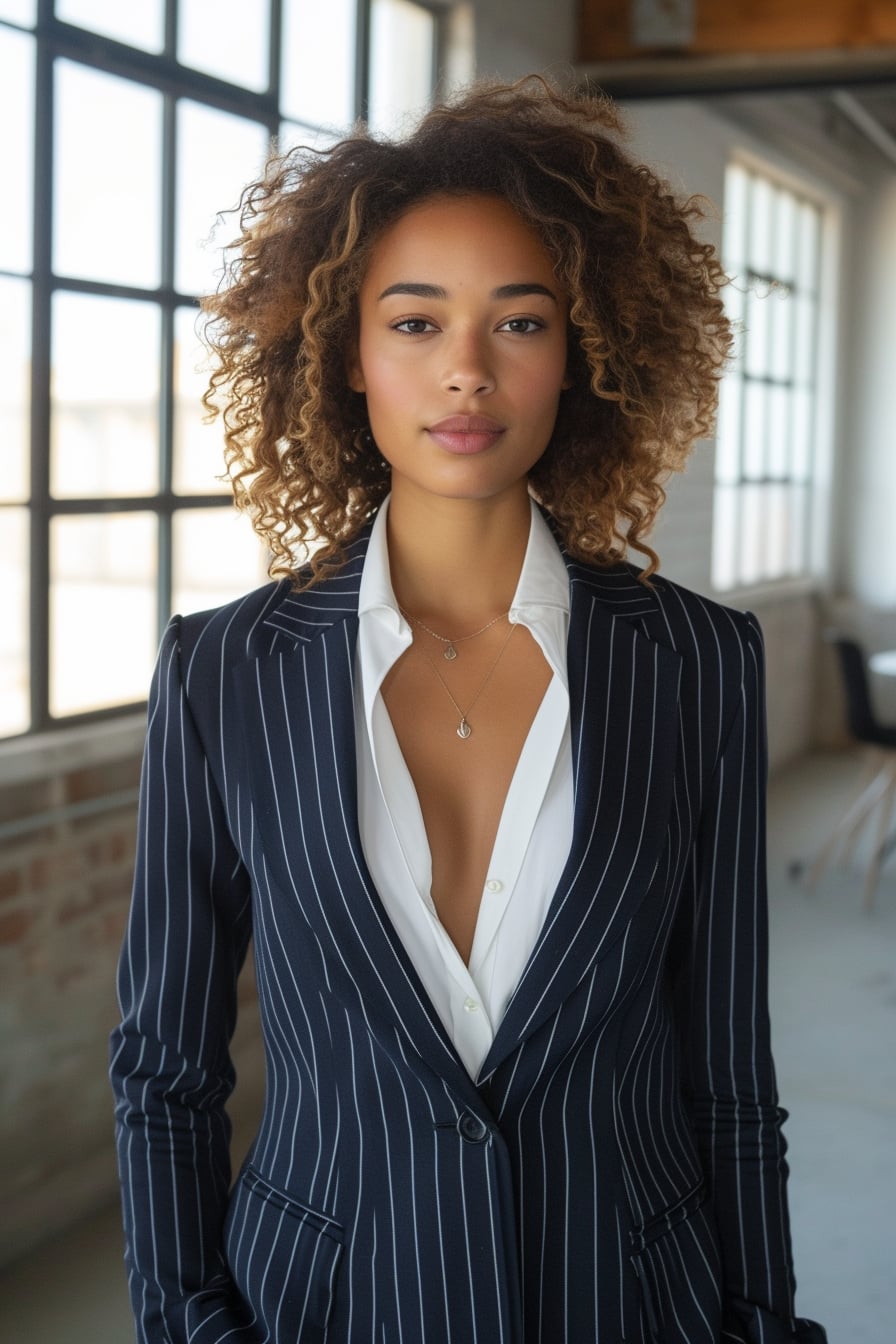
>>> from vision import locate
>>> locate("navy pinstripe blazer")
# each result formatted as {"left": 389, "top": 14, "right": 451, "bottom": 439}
{"left": 110, "top": 518, "right": 825, "bottom": 1344}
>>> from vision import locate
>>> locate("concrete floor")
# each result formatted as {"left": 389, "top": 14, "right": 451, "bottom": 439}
{"left": 0, "top": 749, "right": 892, "bottom": 1343}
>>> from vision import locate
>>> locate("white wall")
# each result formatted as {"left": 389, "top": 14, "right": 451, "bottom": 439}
{"left": 844, "top": 173, "right": 896, "bottom": 605}
{"left": 466, "top": 3, "right": 896, "bottom": 762}
{"left": 471, "top": 0, "right": 578, "bottom": 81}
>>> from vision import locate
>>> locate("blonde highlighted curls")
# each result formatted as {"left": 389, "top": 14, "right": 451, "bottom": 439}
{"left": 201, "top": 75, "right": 731, "bottom": 587}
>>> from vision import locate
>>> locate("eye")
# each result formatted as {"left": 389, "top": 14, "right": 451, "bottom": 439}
{"left": 391, "top": 317, "right": 437, "bottom": 335}
{"left": 497, "top": 317, "right": 545, "bottom": 335}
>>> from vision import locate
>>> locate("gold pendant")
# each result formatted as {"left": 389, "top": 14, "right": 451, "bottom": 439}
{"left": 444, "top": 644, "right": 458, "bottom": 661}
{"left": 457, "top": 718, "right": 472, "bottom": 739}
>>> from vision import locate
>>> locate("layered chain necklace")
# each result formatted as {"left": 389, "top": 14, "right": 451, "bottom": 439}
{"left": 399, "top": 605, "right": 516, "bottom": 740}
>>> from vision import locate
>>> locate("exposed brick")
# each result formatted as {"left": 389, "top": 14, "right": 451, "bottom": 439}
{"left": 0, "top": 869, "right": 22, "bottom": 902}
{"left": 66, "top": 756, "right": 141, "bottom": 805}
{"left": 0, "top": 777, "right": 54, "bottom": 826}
{"left": 29, "top": 849, "right": 85, "bottom": 890}
{"left": 84, "top": 830, "right": 133, "bottom": 869}
{"left": 0, "top": 909, "right": 32, "bottom": 945}
{"left": 57, "top": 874, "right": 131, "bottom": 924}
{"left": 101, "top": 907, "right": 129, "bottom": 946}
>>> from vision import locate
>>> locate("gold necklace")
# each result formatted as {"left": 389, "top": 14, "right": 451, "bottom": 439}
{"left": 398, "top": 605, "right": 509, "bottom": 661}
{"left": 412, "top": 621, "right": 517, "bottom": 739}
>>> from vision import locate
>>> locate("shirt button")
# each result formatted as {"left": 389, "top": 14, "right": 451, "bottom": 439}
{"left": 463, "top": 997, "right": 479, "bottom": 1013}
{"left": 457, "top": 1112, "right": 489, "bottom": 1143}
{"left": 485, "top": 879, "right": 503, "bottom": 894}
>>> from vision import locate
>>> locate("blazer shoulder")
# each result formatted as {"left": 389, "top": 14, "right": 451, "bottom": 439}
{"left": 173, "top": 577, "right": 295, "bottom": 681}
{"left": 636, "top": 568, "right": 762, "bottom": 662}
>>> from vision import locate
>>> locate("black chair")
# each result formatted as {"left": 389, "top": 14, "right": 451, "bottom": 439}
{"left": 801, "top": 636, "right": 896, "bottom": 909}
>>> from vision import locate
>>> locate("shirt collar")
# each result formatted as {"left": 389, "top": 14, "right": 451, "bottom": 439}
{"left": 358, "top": 494, "right": 570, "bottom": 625}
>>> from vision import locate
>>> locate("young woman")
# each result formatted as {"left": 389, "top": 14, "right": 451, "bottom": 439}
{"left": 110, "top": 78, "right": 826, "bottom": 1344}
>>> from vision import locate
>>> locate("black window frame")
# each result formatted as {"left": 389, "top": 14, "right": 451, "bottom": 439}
{"left": 1, "top": 0, "right": 443, "bottom": 739}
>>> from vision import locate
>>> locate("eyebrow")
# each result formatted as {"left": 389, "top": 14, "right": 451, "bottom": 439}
{"left": 377, "top": 281, "right": 559, "bottom": 302}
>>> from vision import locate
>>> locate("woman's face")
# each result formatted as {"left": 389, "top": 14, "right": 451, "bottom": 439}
{"left": 348, "top": 193, "right": 570, "bottom": 508}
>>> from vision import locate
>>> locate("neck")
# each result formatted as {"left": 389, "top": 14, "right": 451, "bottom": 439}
{"left": 385, "top": 481, "right": 532, "bottom": 627}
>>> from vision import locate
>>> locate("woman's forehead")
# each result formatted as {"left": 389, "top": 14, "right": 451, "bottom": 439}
{"left": 360, "top": 194, "right": 561, "bottom": 292}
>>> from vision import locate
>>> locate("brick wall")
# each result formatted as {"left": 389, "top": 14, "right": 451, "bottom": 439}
{"left": 0, "top": 726, "right": 263, "bottom": 1270}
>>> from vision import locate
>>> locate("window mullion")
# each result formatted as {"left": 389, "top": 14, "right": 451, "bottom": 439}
{"left": 355, "top": 0, "right": 371, "bottom": 121}
{"left": 29, "top": 4, "right": 54, "bottom": 733}
{"left": 269, "top": 0, "right": 283, "bottom": 103}
{"left": 158, "top": 85, "right": 177, "bottom": 637}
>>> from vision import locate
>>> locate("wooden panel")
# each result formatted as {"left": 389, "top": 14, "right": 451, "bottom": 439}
{"left": 579, "top": 0, "right": 896, "bottom": 61}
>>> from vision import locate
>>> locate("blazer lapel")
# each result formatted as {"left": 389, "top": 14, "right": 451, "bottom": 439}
{"left": 478, "top": 560, "right": 683, "bottom": 1081}
{"left": 235, "top": 534, "right": 485, "bottom": 1112}
{"left": 237, "top": 522, "right": 682, "bottom": 1100}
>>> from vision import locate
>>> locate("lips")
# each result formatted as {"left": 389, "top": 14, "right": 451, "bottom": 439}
{"left": 426, "top": 414, "right": 506, "bottom": 455}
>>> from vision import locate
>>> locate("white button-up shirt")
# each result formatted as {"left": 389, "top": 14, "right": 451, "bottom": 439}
{"left": 354, "top": 497, "right": 574, "bottom": 1078}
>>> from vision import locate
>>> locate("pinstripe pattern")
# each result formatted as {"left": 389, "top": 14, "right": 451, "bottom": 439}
{"left": 110, "top": 520, "right": 825, "bottom": 1344}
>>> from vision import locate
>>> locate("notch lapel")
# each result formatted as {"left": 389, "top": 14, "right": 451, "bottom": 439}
{"left": 235, "top": 536, "right": 485, "bottom": 1112}
{"left": 478, "top": 562, "right": 683, "bottom": 1081}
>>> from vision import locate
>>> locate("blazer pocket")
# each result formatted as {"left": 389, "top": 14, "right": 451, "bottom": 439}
{"left": 629, "top": 1178, "right": 708, "bottom": 1253}
{"left": 226, "top": 1164, "right": 345, "bottom": 1343}
{"left": 629, "top": 1180, "right": 722, "bottom": 1344}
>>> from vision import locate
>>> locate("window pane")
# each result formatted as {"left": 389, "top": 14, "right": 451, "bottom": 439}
{"left": 277, "top": 120, "right": 339, "bottom": 155}
{"left": 50, "top": 512, "right": 157, "bottom": 716}
{"left": 54, "top": 61, "right": 162, "bottom": 287}
{"left": 0, "top": 27, "right": 33, "bottom": 273}
{"left": 723, "top": 163, "right": 748, "bottom": 273}
{"left": 0, "top": 0, "right": 35, "bottom": 24}
{"left": 765, "top": 482, "right": 789, "bottom": 580}
{"left": 714, "top": 375, "right": 741, "bottom": 486}
{"left": 179, "top": 0, "right": 270, "bottom": 91}
{"left": 768, "top": 285, "right": 792, "bottom": 380}
{"left": 767, "top": 383, "right": 790, "bottom": 479}
{"left": 742, "top": 380, "right": 766, "bottom": 480}
{"left": 368, "top": 0, "right": 435, "bottom": 135}
{"left": 281, "top": 0, "right": 356, "bottom": 128}
{"left": 0, "top": 507, "right": 28, "bottom": 735}
{"left": 788, "top": 484, "right": 807, "bottom": 572}
{"left": 51, "top": 292, "right": 160, "bottom": 498}
{"left": 711, "top": 485, "right": 738, "bottom": 592}
{"left": 744, "top": 285, "right": 770, "bottom": 379}
{"left": 796, "top": 201, "right": 820, "bottom": 294}
{"left": 792, "top": 389, "right": 813, "bottom": 482}
{"left": 0, "top": 276, "right": 31, "bottom": 503}
{"left": 794, "top": 294, "right": 815, "bottom": 385}
{"left": 773, "top": 186, "right": 797, "bottom": 287}
{"left": 738, "top": 483, "right": 764, "bottom": 587}
{"left": 173, "top": 508, "right": 268, "bottom": 616}
{"left": 749, "top": 175, "right": 773, "bottom": 278}
{"left": 56, "top": 0, "right": 164, "bottom": 52}
{"left": 175, "top": 100, "right": 269, "bottom": 297}
{"left": 173, "top": 306, "right": 228, "bottom": 495}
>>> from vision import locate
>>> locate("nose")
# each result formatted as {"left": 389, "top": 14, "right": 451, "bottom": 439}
{"left": 442, "top": 328, "right": 496, "bottom": 396}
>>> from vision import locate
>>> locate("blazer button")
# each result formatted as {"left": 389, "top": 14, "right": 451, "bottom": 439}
{"left": 457, "top": 1112, "right": 489, "bottom": 1143}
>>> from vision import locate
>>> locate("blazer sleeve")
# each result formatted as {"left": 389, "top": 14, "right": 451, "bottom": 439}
{"left": 109, "top": 617, "right": 258, "bottom": 1344}
{"left": 676, "top": 612, "right": 826, "bottom": 1344}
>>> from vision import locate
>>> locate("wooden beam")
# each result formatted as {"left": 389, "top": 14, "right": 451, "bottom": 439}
{"left": 578, "top": 0, "right": 896, "bottom": 62}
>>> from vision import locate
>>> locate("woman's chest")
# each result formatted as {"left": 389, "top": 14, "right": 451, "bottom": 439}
{"left": 380, "top": 626, "right": 554, "bottom": 961}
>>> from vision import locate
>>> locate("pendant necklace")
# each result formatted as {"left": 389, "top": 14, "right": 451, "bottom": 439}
{"left": 410, "top": 620, "right": 517, "bottom": 739}
{"left": 399, "top": 605, "right": 509, "bottom": 661}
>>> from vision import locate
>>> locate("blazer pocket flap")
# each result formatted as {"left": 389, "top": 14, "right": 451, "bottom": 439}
{"left": 241, "top": 1165, "right": 344, "bottom": 1244}
{"left": 630, "top": 1179, "right": 708, "bottom": 1254}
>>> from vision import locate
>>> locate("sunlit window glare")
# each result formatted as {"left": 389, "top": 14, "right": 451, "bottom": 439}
{"left": 712, "top": 162, "right": 822, "bottom": 591}
{"left": 1, "top": 0, "right": 438, "bottom": 735}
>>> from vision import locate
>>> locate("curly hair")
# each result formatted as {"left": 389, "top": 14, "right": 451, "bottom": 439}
{"left": 201, "top": 75, "right": 731, "bottom": 586}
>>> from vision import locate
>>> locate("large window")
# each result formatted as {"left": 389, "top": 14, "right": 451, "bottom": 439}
{"left": 713, "top": 160, "right": 829, "bottom": 592}
{"left": 0, "top": 0, "right": 441, "bottom": 738}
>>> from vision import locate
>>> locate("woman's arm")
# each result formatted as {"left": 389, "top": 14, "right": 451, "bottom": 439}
{"left": 676, "top": 612, "right": 825, "bottom": 1343}
{"left": 109, "top": 617, "right": 257, "bottom": 1344}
